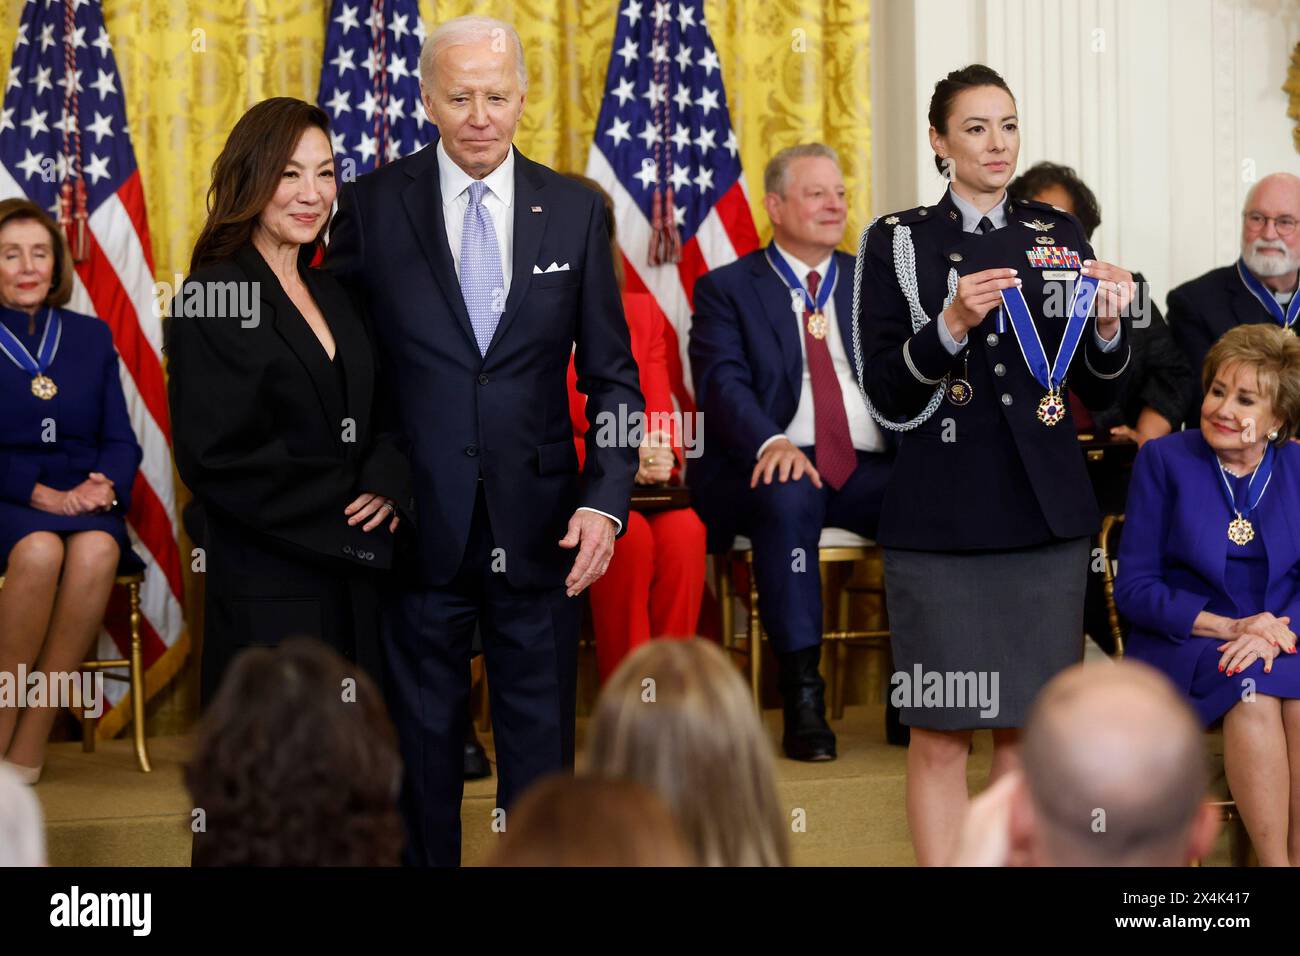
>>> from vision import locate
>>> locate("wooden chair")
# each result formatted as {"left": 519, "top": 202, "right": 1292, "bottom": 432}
{"left": 717, "top": 528, "right": 890, "bottom": 713}
{"left": 1097, "top": 513, "right": 1245, "bottom": 865}
{"left": 0, "top": 570, "right": 152, "bottom": 773}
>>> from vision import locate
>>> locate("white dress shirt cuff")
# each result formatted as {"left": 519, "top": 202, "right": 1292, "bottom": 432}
{"left": 1093, "top": 324, "right": 1121, "bottom": 352}
{"left": 937, "top": 310, "right": 968, "bottom": 355}
{"left": 577, "top": 506, "right": 622, "bottom": 535}
{"left": 756, "top": 434, "right": 788, "bottom": 459}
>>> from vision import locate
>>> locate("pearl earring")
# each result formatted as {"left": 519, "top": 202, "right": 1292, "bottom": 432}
{"left": 1268, "top": 429, "right": 1279, "bottom": 441}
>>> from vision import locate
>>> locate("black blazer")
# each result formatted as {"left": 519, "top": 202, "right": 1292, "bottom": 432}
{"left": 858, "top": 190, "right": 1132, "bottom": 551}
{"left": 323, "top": 138, "right": 642, "bottom": 589}
{"left": 1168, "top": 263, "right": 1281, "bottom": 424}
{"left": 689, "top": 247, "right": 896, "bottom": 553}
{"left": 165, "top": 242, "right": 410, "bottom": 570}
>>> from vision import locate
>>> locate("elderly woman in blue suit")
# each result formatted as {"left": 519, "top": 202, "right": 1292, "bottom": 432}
{"left": 1117, "top": 323, "right": 1300, "bottom": 867}
{"left": 0, "top": 199, "right": 142, "bottom": 785}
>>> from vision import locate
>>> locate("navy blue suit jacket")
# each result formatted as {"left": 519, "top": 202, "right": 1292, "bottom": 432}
{"left": 858, "top": 191, "right": 1131, "bottom": 551}
{"left": 1116, "top": 430, "right": 1300, "bottom": 696}
{"left": 688, "top": 246, "right": 894, "bottom": 553}
{"left": 324, "top": 139, "right": 642, "bottom": 588}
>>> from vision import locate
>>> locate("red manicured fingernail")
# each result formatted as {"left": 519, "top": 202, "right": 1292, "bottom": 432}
{"left": 1218, "top": 664, "right": 1224, "bottom": 672}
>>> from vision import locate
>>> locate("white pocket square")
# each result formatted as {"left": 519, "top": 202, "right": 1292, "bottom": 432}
{"left": 533, "top": 261, "right": 570, "bottom": 274}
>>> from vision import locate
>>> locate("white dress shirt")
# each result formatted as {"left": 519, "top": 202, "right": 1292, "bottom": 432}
{"left": 757, "top": 241, "right": 887, "bottom": 459}
{"left": 937, "top": 187, "right": 1121, "bottom": 355}
{"left": 438, "top": 139, "right": 515, "bottom": 296}
{"left": 437, "top": 140, "right": 620, "bottom": 532}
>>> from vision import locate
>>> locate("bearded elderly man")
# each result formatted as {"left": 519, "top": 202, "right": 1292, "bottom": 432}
{"left": 1170, "top": 172, "right": 1300, "bottom": 419}
{"left": 325, "top": 15, "right": 642, "bottom": 866}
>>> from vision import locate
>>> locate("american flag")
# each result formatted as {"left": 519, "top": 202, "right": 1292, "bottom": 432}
{"left": 585, "top": 0, "right": 759, "bottom": 406}
{"left": 0, "top": 0, "right": 185, "bottom": 720}
{"left": 317, "top": 0, "right": 433, "bottom": 176}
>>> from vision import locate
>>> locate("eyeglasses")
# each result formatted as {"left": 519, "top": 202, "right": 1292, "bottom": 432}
{"left": 1243, "top": 212, "right": 1298, "bottom": 237}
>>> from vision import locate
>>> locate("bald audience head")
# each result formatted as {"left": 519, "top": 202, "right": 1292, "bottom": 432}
{"left": 1017, "top": 662, "right": 1219, "bottom": 866}
{"left": 1240, "top": 172, "right": 1300, "bottom": 283}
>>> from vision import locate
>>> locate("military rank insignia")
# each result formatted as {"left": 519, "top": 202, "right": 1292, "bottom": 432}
{"left": 1025, "top": 246, "right": 1083, "bottom": 270}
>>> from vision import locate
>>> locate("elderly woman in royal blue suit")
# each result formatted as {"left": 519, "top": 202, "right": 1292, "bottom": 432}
{"left": 0, "top": 198, "right": 142, "bottom": 786}
{"left": 1117, "top": 323, "right": 1300, "bottom": 867}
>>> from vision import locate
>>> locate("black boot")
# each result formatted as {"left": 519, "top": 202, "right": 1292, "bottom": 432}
{"left": 776, "top": 645, "right": 836, "bottom": 761}
{"left": 463, "top": 718, "right": 492, "bottom": 780}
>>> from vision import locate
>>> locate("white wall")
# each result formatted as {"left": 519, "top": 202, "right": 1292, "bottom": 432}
{"left": 870, "top": 0, "right": 1300, "bottom": 311}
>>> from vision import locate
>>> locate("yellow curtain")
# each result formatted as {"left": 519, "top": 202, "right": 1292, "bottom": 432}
{"left": 0, "top": 0, "right": 870, "bottom": 726}
{"left": 1, "top": 0, "right": 870, "bottom": 279}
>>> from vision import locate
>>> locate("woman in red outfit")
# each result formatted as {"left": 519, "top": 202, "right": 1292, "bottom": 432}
{"left": 563, "top": 175, "right": 707, "bottom": 683}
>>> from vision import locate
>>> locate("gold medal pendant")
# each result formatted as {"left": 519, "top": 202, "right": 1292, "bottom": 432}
{"left": 1227, "top": 514, "right": 1255, "bottom": 546}
{"left": 946, "top": 378, "right": 973, "bottom": 406}
{"left": 30, "top": 374, "right": 57, "bottom": 400}
{"left": 805, "top": 310, "right": 828, "bottom": 340}
{"left": 1036, "top": 389, "right": 1065, "bottom": 426}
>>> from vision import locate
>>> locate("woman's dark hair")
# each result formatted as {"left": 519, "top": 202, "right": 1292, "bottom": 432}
{"left": 189, "top": 98, "right": 333, "bottom": 273}
{"left": 928, "top": 64, "right": 1016, "bottom": 175}
{"left": 561, "top": 171, "right": 624, "bottom": 291}
{"left": 184, "top": 638, "right": 404, "bottom": 866}
{"left": 1008, "top": 161, "right": 1103, "bottom": 239}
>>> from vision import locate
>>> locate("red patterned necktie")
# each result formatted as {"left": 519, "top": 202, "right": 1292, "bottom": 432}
{"left": 802, "top": 269, "right": 856, "bottom": 490}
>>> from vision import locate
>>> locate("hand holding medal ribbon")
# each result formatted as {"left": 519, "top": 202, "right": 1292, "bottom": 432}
{"left": 1000, "top": 272, "right": 1101, "bottom": 425}
{"left": 1080, "top": 259, "right": 1135, "bottom": 338}
{"left": 941, "top": 268, "right": 1021, "bottom": 342}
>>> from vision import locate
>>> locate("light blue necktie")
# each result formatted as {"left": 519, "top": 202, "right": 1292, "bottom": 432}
{"left": 459, "top": 180, "right": 506, "bottom": 356}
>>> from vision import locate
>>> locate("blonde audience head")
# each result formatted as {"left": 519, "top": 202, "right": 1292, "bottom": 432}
{"left": 585, "top": 639, "right": 790, "bottom": 866}
{"left": 488, "top": 775, "right": 694, "bottom": 866}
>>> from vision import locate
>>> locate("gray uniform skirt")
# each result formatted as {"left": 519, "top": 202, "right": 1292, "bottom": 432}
{"left": 883, "top": 537, "right": 1090, "bottom": 730}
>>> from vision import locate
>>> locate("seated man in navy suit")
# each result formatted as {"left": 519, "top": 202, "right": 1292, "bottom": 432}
{"left": 689, "top": 144, "right": 894, "bottom": 761}
{"left": 1169, "top": 171, "right": 1300, "bottom": 420}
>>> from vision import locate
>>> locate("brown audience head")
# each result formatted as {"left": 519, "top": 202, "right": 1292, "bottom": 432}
{"left": 585, "top": 639, "right": 790, "bottom": 867}
{"left": 184, "top": 638, "right": 404, "bottom": 867}
{"left": 1007, "top": 161, "right": 1102, "bottom": 240}
{"left": 487, "top": 774, "right": 695, "bottom": 866}
{"left": 1016, "top": 661, "right": 1219, "bottom": 866}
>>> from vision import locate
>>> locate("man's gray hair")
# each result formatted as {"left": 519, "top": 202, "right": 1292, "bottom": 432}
{"left": 419, "top": 15, "right": 528, "bottom": 91}
{"left": 764, "top": 143, "right": 840, "bottom": 197}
